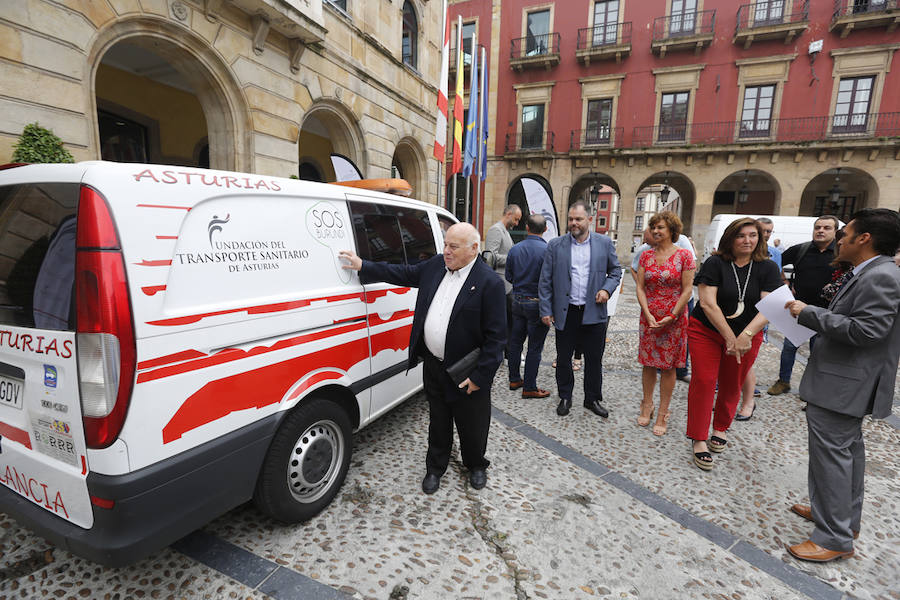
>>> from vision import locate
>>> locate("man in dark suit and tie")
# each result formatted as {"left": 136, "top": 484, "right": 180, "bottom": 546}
{"left": 539, "top": 201, "right": 622, "bottom": 418}
{"left": 339, "top": 223, "right": 506, "bottom": 494}
{"left": 784, "top": 208, "right": 900, "bottom": 562}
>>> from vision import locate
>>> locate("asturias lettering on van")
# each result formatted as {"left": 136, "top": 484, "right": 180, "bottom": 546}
{"left": 0, "top": 464, "right": 69, "bottom": 518}
{"left": 0, "top": 331, "right": 73, "bottom": 358}
{"left": 132, "top": 169, "right": 282, "bottom": 191}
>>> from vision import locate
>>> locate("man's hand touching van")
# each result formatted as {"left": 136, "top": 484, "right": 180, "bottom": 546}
{"left": 338, "top": 250, "right": 362, "bottom": 271}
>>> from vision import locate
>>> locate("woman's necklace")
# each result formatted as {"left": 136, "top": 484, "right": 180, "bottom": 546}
{"left": 726, "top": 260, "right": 752, "bottom": 319}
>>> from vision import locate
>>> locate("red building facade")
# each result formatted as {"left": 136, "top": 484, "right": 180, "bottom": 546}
{"left": 448, "top": 0, "right": 900, "bottom": 251}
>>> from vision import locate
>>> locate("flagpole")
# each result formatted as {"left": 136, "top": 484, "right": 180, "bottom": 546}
{"left": 475, "top": 44, "right": 486, "bottom": 231}
{"left": 451, "top": 15, "right": 463, "bottom": 216}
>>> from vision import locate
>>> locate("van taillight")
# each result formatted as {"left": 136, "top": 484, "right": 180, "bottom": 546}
{"left": 75, "top": 186, "right": 135, "bottom": 449}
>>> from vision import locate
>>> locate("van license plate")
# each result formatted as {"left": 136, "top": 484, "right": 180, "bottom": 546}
{"left": 0, "top": 375, "right": 24, "bottom": 410}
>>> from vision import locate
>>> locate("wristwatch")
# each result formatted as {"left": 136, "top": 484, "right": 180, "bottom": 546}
{"left": 743, "top": 330, "right": 754, "bottom": 337}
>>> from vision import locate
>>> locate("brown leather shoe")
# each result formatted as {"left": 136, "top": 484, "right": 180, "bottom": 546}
{"left": 790, "top": 503, "right": 813, "bottom": 521}
{"left": 786, "top": 540, "right": 853, "bottom": 563}
{"left": 509, "top": 380, "right": 524, "bottom": 390}
{"left": 522, "top": 388, "right": 551, "bottom": 398}
{"left": 790, "top": 504, "right": 859, "bottom": 538}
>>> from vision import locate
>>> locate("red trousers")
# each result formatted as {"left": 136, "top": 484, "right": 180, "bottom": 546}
{"left": 686, "top": 318, "right": 763, "bottom": 441}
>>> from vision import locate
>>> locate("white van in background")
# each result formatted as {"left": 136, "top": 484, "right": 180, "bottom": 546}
{"left": 0, "top": 161, "right": 456, "bottom": 565}
{"left": 701, "top": 214, "right": 844, "bottom": 263}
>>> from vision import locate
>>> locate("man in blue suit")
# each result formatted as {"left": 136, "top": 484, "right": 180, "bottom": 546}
{"left": 339, "top": 223, "right": 506, "bottom": 494}
{"left": 539, "top": 201, "right": 622, "bottom": 417}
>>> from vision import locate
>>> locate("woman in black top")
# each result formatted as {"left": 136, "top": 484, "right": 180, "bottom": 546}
{"left": 686, "top": 218, "right": 782, "bottom": 470}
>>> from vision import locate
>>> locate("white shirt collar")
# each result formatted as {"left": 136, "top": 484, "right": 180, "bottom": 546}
{"left": 853, "top": 255, "right": 880, "bottom": 276}
{"left": 448, "top": 256, "right": 477, "bottom": 279}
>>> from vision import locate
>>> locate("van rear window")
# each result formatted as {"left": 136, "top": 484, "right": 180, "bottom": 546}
{"left": 0, "top": 183, "right": 78, "bottom": 330}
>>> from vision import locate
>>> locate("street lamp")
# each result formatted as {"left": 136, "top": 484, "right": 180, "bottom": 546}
{"left": 828, "top": 167, "right": 843, "bottom": 208}
{"left": 659, "top": 171, "right": 671, "bottom": 206}
{"left": 589, "top": 185, "right": 600, "bottom": 212}
{"left": 737, "top": 169, "right": 750, "bottom": 205}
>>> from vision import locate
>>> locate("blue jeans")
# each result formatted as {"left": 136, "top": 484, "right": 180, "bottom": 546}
{"left": 779, "top": 334, "right": 816, "bottom": 384}
{"left": 508, "top": 295, "right": 549, "bottom": 390}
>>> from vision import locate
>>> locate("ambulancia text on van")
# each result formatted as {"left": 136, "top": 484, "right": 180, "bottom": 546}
{"left": 0, "top": 161, "right": 456, "bottom": 565}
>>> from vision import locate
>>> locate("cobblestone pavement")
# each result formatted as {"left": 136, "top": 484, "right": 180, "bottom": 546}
{"left": 2, "top": 277, "right": 899, "bottom": 600}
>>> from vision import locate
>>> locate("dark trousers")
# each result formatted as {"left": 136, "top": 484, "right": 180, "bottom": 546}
{"left": 422, "top": 354, "right": 491, "bottom": 476}
{"left": 675, "top": 297, "right": 694, "bottom": 379}
{"left": 554, "top": 305, "right": 608, "bottom": 403}
{"left": 779, "top": 334, "right": 817, "bottom": 384}
{"left": 508, "top": 295, "right": 550, "bottom": 390}
{"left": 806, "top": 403, "right": 864, "bottom": 552}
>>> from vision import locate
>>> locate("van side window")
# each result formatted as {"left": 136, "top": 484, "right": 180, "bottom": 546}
{"left": 348, "top": 202, "right": 436, "bottom": 265}
{"left": 0, "top": 184, "right": 78, "bottom": 330}
{"left": 437, "top": 215, "right": 455, "bottom": 241}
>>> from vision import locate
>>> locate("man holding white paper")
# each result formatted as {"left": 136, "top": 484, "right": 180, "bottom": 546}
{"left": 783, "top": 208, "right": 900, "bottom": 563}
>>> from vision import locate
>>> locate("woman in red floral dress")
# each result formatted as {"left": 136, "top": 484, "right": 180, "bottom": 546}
{"left": 635, "top": 212, "right": 696, "bottom": 435}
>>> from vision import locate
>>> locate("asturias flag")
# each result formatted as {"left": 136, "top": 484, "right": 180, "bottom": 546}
{"left": 450, "top": 17, "right": 464, "bottom": 176}
{"left": 433, "top": 0, "right": 449, "bottom": 162}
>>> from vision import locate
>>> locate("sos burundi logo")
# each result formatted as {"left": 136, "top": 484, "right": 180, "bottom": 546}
{"left": 306, "top": 202, "right": 352, "bottom": 284}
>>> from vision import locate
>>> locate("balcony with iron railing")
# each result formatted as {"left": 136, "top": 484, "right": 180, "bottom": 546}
{"left": 831, "top": 0, "right": 900, "bottom": 37}
{"left": 505, "top": 130, "right": 555, "bottom": 154}
{"left": 569, "top": 127, "right": 626, "bottom": 151}
{"left": 510, "top": 32, "right": 561, "bottom": 71}
{"left": 629, "top": 111, "right": 900, "bottom": 148}
{"left": 651, "top": 10, "right": 716, "bottom": 56}
{"left": 734, "top": 0, "right": 809, "bottom": 48}
{"left": 575, "top": 22, "right": 632, "bottom": 64}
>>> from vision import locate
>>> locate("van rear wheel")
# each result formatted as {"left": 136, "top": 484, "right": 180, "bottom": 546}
{"left": 254, "top": 398, "right": 352, "bottom": 523}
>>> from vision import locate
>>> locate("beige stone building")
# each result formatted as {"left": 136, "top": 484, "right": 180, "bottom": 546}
{"left": 0, "top": 0, "right": 442, "bottom": 201}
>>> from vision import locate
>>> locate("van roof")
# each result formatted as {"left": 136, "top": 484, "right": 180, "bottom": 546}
{"left": 0, "top": 161, "right": 446, "bottom": 215}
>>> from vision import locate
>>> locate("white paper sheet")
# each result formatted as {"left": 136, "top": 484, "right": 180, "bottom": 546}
{"left": 755, "top": 284, "right": 815, "bottom": 347}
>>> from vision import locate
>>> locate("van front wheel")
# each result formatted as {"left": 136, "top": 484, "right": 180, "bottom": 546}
{"left": 254, "top": 398, "right": 352, "bottom": 523}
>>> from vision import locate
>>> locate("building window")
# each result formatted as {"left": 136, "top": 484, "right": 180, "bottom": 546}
{"left": 521, "top": 104, "right": 545, "bottom": 148}
{"left": 833, "top": 76, "right": 874, "bottom": 133}
{"left": 740, "top": 84, "right": 774, "bottom": 138}
{"left": 593, "top": 1, "right": 619, "bottom": 46}
{"left": 526, "top": 9, "right": 550, "bottom": 56}
{"left": 670, "top": 0, "right": 697, "bottom": 36}
{"left": 598, "top": 216, "right": 607, "bottom": 228}
{"left": 814, "top": 195, "right": 856, "bottom": 222}
{"left": 98, "top": 110, "right": 149, "bottom": 163}
{"left": 754, "top": 0, "right": 784, "bottom": 25}
{"left": 634, "top": 215, "right": 644, "bottom": 230}
{"left": 402, "top": 1, "right": 417, "bottom": 69}
{"left": 636, "top": 197, "right": 645, "bottom": 211}
{"left": 600, "top": 198, "right": 609, "bottom": 210}
{"left": 853, "top": 0, "right": 887, "bottom": 14}
{"left": 659, "top": 91, "right": 689, "bottom": 141}
{"left": 586, "top": 98, "right": 612, "bottom": 144}
{"left": 327, "top": 0, "right": 347, "bottom": 12}
{"left": 459, "top": 21, "right": 476, "bottom": 66}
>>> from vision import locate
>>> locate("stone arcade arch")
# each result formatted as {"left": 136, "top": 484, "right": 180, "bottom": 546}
{"left": 568, "top": 173, "right": 622, "bottom": 238}
{"left": 634, "top": 171, "right": 697, "bottom": 237}
{"left": 799, "top": 167, "right": 878, "bottom": 222}
{"left": 391, "top": 137, "right": 427, "bottom": 201}
{"left": 713, "top": 169, "right": 782, "bottom": 218}
{"left": 89, "top": 19, "right": 251, "bottom": 171}
{"left": 299, "top": 100, "right": 367, "bottom": 182}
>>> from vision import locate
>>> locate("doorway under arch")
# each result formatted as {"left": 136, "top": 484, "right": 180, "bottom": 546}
{"left": 507, "top": 174, "right": 558, "bottom": 242}
{"left": 391, "top": 138, "right": 427, "bottom": 201}
{"left": 299, "top": 101, "right": 366, "bottom": 182}
{"left": 568, "top": 173, "right": 621, "bottom": 239}
{"left": 713, "top": 169, "right": 781, "bottom": 217}
{"left": 90, "top": 21, "right": 249, "bottom": 171}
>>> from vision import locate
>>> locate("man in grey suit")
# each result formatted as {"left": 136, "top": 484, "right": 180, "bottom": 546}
{"left": 784, "top": 208, "right": 900, "bottom": 563}
{"left": 539, "top": 201, "right": 622, "bottom": 418}
{"left": 484, "top": 204, "right": 522, "bottom": 289}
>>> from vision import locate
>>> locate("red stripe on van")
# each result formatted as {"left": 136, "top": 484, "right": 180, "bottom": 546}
{"left": 136, "top": 321, "right": 368, "bottom": 383}
{"left": 367, "top": 310, "right": 415, "bottom": 326}
{"left": 137, "top": 349, "right": 208, "bottom": 371}
{"left": 364, "top": 287, "right": 411, "bottom": 302}
{"left": 145, "top": 292, "right": 367, "bottom": 327}
{"left": 135, "top": 260, "right": 172, "bottom": 267}
{"left": 136, "top": 204, "right": 191, "bottom": 211}
{"left": 371, "top": 324, "right": 413, "bottom": 355}
{"left": 156, "top": 235, "right": 178, "bottom": 240}
{"left": 162, "top": 337, "right": 371, "bottom": 443}
{"left": 142, "top": 285, "right": 167, "bottom": 296}
{"left": 0, "top": 421, "right": 32, "bottom": 450}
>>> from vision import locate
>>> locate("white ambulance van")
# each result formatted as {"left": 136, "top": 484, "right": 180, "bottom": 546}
{"left": 0, "top": 161, "right": 456, "bottom": 565}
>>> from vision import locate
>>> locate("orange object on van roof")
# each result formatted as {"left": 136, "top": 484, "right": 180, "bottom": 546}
{"left": 331, "top": 178, "right": 413, "bottom": 197}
